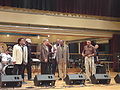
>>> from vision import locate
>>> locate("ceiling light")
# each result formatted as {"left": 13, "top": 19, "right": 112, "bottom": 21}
{"left": 48, "top": 35, "right": 50, "bottom": 37}
{"left": 37, "top": 35, "right": 40, "bottom": 39}
{"left": 7, "top": 34, "right": 10, "bottom": 37}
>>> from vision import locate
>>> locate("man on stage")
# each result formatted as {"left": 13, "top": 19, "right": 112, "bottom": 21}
{"left": 39, "top": 39, "right": 50, "bottom": 74}
{"left": 25, "top": 38, "right": 32, "bottom": 80}
{"left": 52, "top": 39, "right": 60, "bottom": 75}
{"left": 56, "top": 40, "right": 69, "bottom": 80}
{"left": 82, "top": 40, "right": 96, "bottom": 81}
{"left": 12, "top": 38, "right": 28, "bottom": 82}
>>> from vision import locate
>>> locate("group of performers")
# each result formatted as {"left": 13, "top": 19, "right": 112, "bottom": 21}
{"left": 0, "top": 38, "right": 99, "bottom": 83}
{"left": 37, "top": 39, "right": 69, "bottom": 80}
{"left": 0, "top": 38, "right": 69, "bottom": 83}
{"left": 0, "top": 38, "right": 32, "bottom": 82}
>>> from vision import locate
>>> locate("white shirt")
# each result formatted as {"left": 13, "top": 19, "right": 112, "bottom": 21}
{"left": 52, "top": 44, "right": 60, "bottom": 59}
{"left": 1, "top": 53, "right": 13, "bottom": 62}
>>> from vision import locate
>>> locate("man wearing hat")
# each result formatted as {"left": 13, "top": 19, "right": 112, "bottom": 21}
{"left": 25, "top": 38, "right": 32, "bottom": 80}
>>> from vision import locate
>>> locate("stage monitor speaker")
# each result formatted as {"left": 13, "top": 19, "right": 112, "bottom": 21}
{"left": 0, "top": 75, "right": 22, "bottom": 87}
{"left": 90, "top": 74, "right": 111, "bottom": 84}
{"left": 114, "top": 74, "right": 120, "bottom": 83}
{"left": 34, "top": 74, "right": 56, "bottom": 86}
{"left": 64, "top": 74, "right": 85, "bottom": 85}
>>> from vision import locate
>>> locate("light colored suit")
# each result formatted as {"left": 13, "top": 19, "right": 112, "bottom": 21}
{"left": 56, "top": 44, "right": 69, "bottom": 62}
{"left": 12, "top": 44, "right": 28, "bottom": 64}
{"left": 56, "top": 44, "right": 69, "bottom": 79}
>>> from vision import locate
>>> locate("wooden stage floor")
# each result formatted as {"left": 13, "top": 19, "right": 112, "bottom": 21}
{"left": 1, "top": 71, "right": 120, "bottom": 90}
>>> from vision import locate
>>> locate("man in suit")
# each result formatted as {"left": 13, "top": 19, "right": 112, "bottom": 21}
{"left": 51, "top": 39, "right": 60, "bottom": 75}
{"left": 12, "top": 38, "right": 28, "bottom": 82}
{"left": 56, "top": 40, "right": 69, "bottom": 80}
{"left": 25, "top": 38, "right": 32, "bottom": 80}
{"left": 39, "top": 39, "right": 50, "bottom": 74}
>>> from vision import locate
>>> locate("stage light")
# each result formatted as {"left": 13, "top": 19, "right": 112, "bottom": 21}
{"left": 48, "top": 35, "right": 50, "bottom": 37}
{"left": 6, "top": 34, "right": 10, "bottom": 37}
{"left": 37, "top": 35, "right": 40, "bottom": 39}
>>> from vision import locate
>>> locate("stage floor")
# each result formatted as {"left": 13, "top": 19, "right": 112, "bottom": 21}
{"left": 1, "top": 71, "right": 120, "bottom": 90}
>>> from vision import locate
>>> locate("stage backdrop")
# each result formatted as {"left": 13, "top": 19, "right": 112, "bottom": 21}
{"left": 0, "top": 0, "right": 120, "bottom": 17}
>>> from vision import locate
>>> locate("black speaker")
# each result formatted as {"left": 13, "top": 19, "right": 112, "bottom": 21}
{"left": 0, "top": 75, "right": 22, "bottom": 87}
{"left": 90, "top": 74, "right": 111, "bottom": 84}
{"left": 114, "top": 74, "right": 120, "bottom": 83}
{"left": 64, "top": 74, "right": 85, "bottom": 85}
{"left": 96, "top": 64, "right": 106, "bottom": 74}
{"left": 34, "top": 74, "right": 56, "bottom": 86}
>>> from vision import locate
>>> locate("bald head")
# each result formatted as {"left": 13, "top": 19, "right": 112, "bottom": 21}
{"left": 60, "top": 40, "right": 64, "bottom": 46}
{"left": 86, "top": 40, "right": 91, "bottom": 45}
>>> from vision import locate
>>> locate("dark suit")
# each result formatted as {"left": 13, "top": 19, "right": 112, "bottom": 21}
{"left": 39, "top": 44, "right": 50, "bottom": 74}
{"left": 26, "top": 44, "right": 32, "bottom": 80}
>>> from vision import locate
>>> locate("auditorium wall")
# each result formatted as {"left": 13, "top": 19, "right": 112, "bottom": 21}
{"left": 0, "top": 11, "right": 120, "bottom": 31}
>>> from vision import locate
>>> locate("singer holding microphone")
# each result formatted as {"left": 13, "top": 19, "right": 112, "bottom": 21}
{"left": 82, "top": 40, "right": 96, "bottom": 82}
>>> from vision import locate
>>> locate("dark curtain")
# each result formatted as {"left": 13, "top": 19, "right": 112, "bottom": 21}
{"left": 110, "top": 34, "right": 120, "bottom": 71}
{"left": 0, "top": 0, "right": 12, "bottom": 6}
{"left": 110, "top": 0, "right": 120, "bottom": 17}
{"left": 56, "top": 0, "right": 120, "bottom": 17}
{"left": 0, "top": 0, "right": 119, "bottom": 17}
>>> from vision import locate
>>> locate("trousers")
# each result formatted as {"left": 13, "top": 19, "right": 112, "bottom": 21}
{"left": 58, "top": 59, "right": 67, "bottom": 79}
{"left": 85, "top": 56, "right": 96, "bottom": 80}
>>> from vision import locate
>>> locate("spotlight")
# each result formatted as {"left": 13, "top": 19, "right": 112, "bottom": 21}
{"left": 6, "top": 34, "right": 10, "bottom": 37}
{"left": 37, "top": 35, "right": 40, "bottom": 39}
{"left": 48, "top": 35, "right": 50, "bottom": 37}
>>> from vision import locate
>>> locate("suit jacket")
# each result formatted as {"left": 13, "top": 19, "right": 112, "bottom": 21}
{"left": 26, "top": 44, "right": 32, "bottom": 63}
{"left": 56, "top": 44, "right": 69, "bottom": 62}
{"left": 39, "top": 44, "right": 49, "bottom": 62}
{"left": 12, "top": 44, "right": 28, "bottom": 64}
